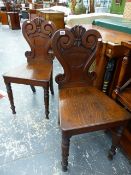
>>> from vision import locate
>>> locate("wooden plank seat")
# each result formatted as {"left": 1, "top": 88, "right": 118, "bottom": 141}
{"left": 3, "top": 17, "right": 56, "bottom": 119}
{"left": 4, "top": 62, "right": 52, "bottom": 84}
{"left": 51, "top": 25, "right": 131, "bottom": 171}
{"left": 59, "top": 86, "right": 130, "bottom": 132}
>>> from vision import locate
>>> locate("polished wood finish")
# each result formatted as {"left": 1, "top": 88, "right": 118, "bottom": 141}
{"left": 112, "top": 41, "right": 131, "bottom": 159}
{"left": 37, "top": 10, "right": 64, "bottom": 30}
{"left": 7, "top": 12, "right": 21, "bottom": 30}
{"left": 3, "top": 17, "right": 56, "bottom": 119}
{"left": 51, "top": 26, "right": 131, "bottom": 171}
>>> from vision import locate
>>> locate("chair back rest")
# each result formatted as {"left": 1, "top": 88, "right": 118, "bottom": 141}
{"left": 22, "top": 17, "right": 56, "bottom": 63}
{"left": 52, "top": 25, "right": 102, "bottom": 89}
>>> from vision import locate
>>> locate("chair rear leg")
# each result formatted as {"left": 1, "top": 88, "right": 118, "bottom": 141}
{"left": 44, "top": 86, "right": 49, "bottom": 119}
{"left": 5, "top": 82, "right": 16, "bottom": 114}
{"left": 50, "top": 71, "right": 54, "bottom": 95}
{"left": 62, "top": 132, "right": 71, "bottom": 172}
{"left": 30, "top": 85, "right": 36, "bottom": 93}
{"left": 108, "top": 125, "right": 125, "bottom": 160}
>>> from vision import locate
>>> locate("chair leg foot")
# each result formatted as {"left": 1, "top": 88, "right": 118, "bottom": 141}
{"left": 108, "top": 145, "right": 116, "bottom": 160}
{"left": 5, "top": 82, "right": 16, "bottom": 114}
{"left": 62, "top": 132, "right": 70, "bottom": 172}
{"left": 44, "top": 87, "right": 49, "bottom": 119}
{"left": 30, "top": 85, "right": 36, "bottom": 93}
{"left": 62, "top": 165, "right": 68, "bottom": 172}
{"left": 108, "top": 125, "right": 125, "bottom": 160}
{"left": 51, "top": 89, "right": 54, "bottom": 95}
{"left": 58, "top": 114, "right": 60, "bottom": 125}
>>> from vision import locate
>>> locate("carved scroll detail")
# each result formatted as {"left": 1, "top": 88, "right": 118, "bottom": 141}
{"left": 52, "top": 25, "right": 102, "bottom": 88}
{"left": 22, "top": 17, "right": 56, "bottom": 62}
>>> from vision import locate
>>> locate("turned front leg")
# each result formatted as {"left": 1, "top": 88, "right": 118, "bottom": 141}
{"left": 108, "top": 125, "right": 125, "bottom": 160}
{"left": 62, "top": 132, "right": 71, "bottom": 172}
{"left": 44, "top": 86, "right": 49, "bottom": 119}
{"left": 50, "top": 71, "right": 54, "bottom": 95}
{"left": 5, "top": 82, "right": 16, "bottom": 114}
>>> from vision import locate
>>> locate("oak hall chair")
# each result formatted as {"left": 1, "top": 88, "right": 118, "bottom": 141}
{"left": 51, "top": 26, "right": 131, "bottom": 171}
{"left": 3, "top": 17, "right": 56, "bottom": 119}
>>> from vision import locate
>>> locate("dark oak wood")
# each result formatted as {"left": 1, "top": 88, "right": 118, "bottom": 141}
{"left": 51, "top": 25, "right": 131, "bottom": 171}
{"left": 3, "top": 17, "right": 56, "bottom": 119}
{"left": 112, "top": 41, "right": 131, "bottom": 159}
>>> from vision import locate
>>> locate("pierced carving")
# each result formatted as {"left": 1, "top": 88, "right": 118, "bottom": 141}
{"left": 52, "top": 25, "right": 102, "bottom": 88}
{"left": 71, "top": 25, "right": 86, "bottom": 47}
{"left": 23, "top": 18, "right": 56, "bottom": 37}
{"left": 22, "top": 17, "right": 56, "bottom": 62}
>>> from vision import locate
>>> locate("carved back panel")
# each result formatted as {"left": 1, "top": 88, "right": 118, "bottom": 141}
{"left": 22, "top": 17, "right": 56, "bottom": 63}
{"left": 52, "top": 25, "right": 102, "bottom": 88}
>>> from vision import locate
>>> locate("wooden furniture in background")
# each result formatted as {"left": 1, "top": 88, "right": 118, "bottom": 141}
{"left": 28, "top": 9, "right": 37, "bottom": 20}
{"left": 1, "top": 11, "right": 8, "bottom": 25}
{"left": 7, "top": 12, "right": 21, "bottom": 30}
{"left": 3, "top": 17, "right": 56, "bottom": 119}
{"left": 37, "top": 9, "right": 64, "bottom": 29}
{"left": 112, "top": 41, "right": 131, "bottom": 159}
{"left": 89, "top": 0, "right": 95, "bottom": 13}
{"left": 33, "top": 2, "right": 43, "bottom": 9}
{"left": 51, "top": 26, "right": 131, "bottom": 171}
{"left": 5, "top": 2, "right": 12, "bottom": 12}
{"left": 85, "top": 25, "right": 131, "bottom": 95}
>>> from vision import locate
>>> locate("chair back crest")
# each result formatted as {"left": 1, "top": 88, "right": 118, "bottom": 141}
{"left": 52, "top": 25, "right": 102, "bottom": 88}
{"left": 22, "top": 17, "right": 56, "bottom": 63}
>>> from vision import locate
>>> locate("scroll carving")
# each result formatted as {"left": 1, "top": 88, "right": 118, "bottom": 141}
{"left": 22, "top": 17, "right": 56, "bottom": 62}
{"left": 52, "top": 25, "right": 102, "bottom": 88}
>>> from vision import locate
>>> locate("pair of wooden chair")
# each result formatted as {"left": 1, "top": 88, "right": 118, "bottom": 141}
{"left": 3, "top": 18, "right": 131, "bottom": 171}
